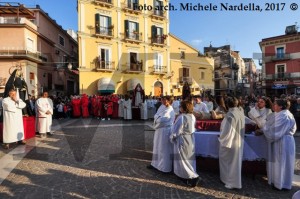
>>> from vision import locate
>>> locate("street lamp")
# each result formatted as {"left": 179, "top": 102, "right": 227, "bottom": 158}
{"left": 67, "top": 63, "right": 73, "bottom": 70}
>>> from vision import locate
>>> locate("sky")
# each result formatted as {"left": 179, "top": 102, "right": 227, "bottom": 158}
{"left": 5, "top": 0, "right": 300, "bottom": 68}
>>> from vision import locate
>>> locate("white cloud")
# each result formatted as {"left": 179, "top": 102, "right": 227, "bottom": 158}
{"left": 191, "top": 39, "right": 203, "bottom": 46}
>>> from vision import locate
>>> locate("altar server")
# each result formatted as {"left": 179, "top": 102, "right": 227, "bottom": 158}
{"left": 2, "top": 89, "right": 26, "bottom": 149}
{"left": 148, "top": 96, "right": 175, "bottom": 173}
{"left": 170, "top": 100, "right": 199, "bottom": 187}
{"left": 36, "top": 91, "right": 53, "bottom": 138}
{"left": 219, "top": 97, "right": 245, "bottom": 189}
{"left": 123, "top": 95, "right": 132, "bottom": 120}
{"left": 262, "top": 99, "right": 296, "bottom": 190}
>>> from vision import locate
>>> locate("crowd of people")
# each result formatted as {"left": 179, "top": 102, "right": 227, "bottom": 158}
{"left": 0, "top": 88, "right": 299, "bottom": 190}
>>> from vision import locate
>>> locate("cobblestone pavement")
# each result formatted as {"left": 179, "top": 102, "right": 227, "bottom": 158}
{"left": 0, "top": 118, "right": 300, "bottom": 199}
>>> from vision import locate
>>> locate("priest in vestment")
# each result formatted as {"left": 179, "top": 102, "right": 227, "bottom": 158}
{"left": 132, "top": 83, "right": 145, "bottom": 107}
{"left": 219, "top": 97, "right": 245, "bottom": 189}
{"left": 123, "top": 95, "right": 132, "bottom": 120}
{"left": 148, "top": 96, "right": 175, "bottom": 173}
{"left": 36, "top": 91, "right": 53, "bottom": 138}
{"left": 170, "top": 100, "right": 199, "bottom": 187}
{"left": 2, "top": 89, "right": 26, "bottom": 149}
{"left": 261, "top": 99, "right": 296, "bottom": 190}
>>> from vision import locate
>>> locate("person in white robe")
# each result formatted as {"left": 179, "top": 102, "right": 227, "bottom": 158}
{"left": 148, "top": 96, "right": 175, "bottom": 173}
{"left": 219, "top": 97, "right": 245, "bottom": 189}
{"left": 2, "top": 89, "right": 26, "bottom": 149}
{"left": 260, "top": 99, "right": 297, "bottom": 190}
{"left": 140, "top": 101, "right": 148, "bottom": 120}
{"left": 147, "top": 97, "right": 155, "bottom": 119}
{"left": 123, "top": 95, "right": 132, "bottom": 120}
{"left": 36, "top": 91, "right": 53, "bottom": 138}
{"left": 118, "top": 96, "right": 124, "bottom": 118}
{"left": 170, "top": 100, "right": 199, "bottom": 187}
{"left": 248, "top": 96, "right": 273, "bottom": 128}
{"left": 172, "top": 97, "right": 180, "bottom": 116}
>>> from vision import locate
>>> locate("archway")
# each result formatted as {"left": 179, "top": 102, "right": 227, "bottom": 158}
{"left": 154, "top": 81, "right": 163, "bottom": 97}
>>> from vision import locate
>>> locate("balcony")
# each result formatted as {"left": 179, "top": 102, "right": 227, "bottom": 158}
{"left": 178, "top": 77, "right": 192, "bottom": 84}
{"left": 151, "top": 35, "right": 167, "bottom": 46}
{"left": 93, "top": 0, "right": 113, "bottom": 7}
{"left": 0, "top": 49, "right": 47, "bottom": 63}
{"left": 123, "top": 61, "right": 143, "bottom": 73}
{"left": 213, "top": 73, "right": 232, "bottom": 80}
{"left": 151, "top": 65, "right": 167, "bottom": 75}
{"left": 123, "top": 31, "right": 142, "bottom": 43}
{"left": 264, "top": 72, "right": 300, "bottom": 80}
{"left": 95, "top": 26, "right": 114, "bottom": 39}
{"left": 271, "top": 54, "right": 290, "bottom": 61}
{"left": 122, "top": 2, "right": 142, "bottom": 14}
{"left": 0, "top": 17, "right": 37, "bottom": 30}
{"left": 150, "top": 10, "right": 165, "bottom": 20}
{"left": 95, "top": 61, "right": 115, "bottom": 72}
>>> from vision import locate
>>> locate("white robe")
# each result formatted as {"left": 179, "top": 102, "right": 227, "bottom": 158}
{"left": 219, "top": 107, "right": 245, "bottom": 189}
{"left": 123, "top": 99, "right": 132, "bottom": 120}
{"left": 147, "top": 99, "right": 155, "bottom": 119}
{"left": 170, "top": 114, "right": 198, "bottom": 179}
{"left": 36, "top": 97, "right": 53, "bottom": 134}
{"left": 172, "top": 100, "right": 180, "bottom": 115}
{"left": 248, "top": 107, "right": 272, "bottom": 128}
{"left": 140, "top": 102, "right": 148, "bottom": 120}
{"left": 2, "top": 97, "right": 26, "bottom": 143}
{"left": 151, "top": 105, "right": 175, "bottom": 172}
{"left": 118, "top": 99, "right": 124, "bottom": 117}
{"left": 134, "top": 87, "right": 142, "bottom": 107}
{"left": 262, "top": 110, "right": 297, "bottom": 190}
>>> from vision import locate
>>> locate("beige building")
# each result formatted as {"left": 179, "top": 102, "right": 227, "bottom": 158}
{"left": 0, "top": 3, "right": 78, "bottom": 97}
{"left": 78, "top": 0, "right": 214, "bottom": 96}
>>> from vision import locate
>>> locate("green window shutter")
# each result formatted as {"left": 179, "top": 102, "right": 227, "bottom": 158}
{"left": 95, "top": 13, "right": 100, "bottom": 34}
{"left": 127, "top": 0, "right": 131, "bottom": 8}
{"left": 108, "top": 17, "right": 112, "bottom": 35}
{"left": 136, "top": 23, "right": 140, "bottom": 39}
{"left": 125, "top": 20, "right": 129, "bottom": 37}
{"left": 152, "top": 25, "right": 157, "bottom": 38}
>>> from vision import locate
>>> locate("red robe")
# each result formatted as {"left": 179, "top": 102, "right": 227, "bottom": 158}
{"left": 106, "top": 101, "right": 113, "bottom": 116}
{"left": 91, "top": 97, "right": 98, "bottom": 117}
{"left": 72, "top": 98, "right": 81, "bottom": 117}
{"left": 111, "top": 96, "right": 119, "bottom": 118}
{"left": 81, "top": 95, "right": 89, "bottom": 118}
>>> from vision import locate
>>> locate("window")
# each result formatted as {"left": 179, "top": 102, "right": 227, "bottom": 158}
{"left": 128, "top": 0, "right": 139, "bottom": 9}
{"left": 95, "top": 14, "right": 112, "bottom": 36}
{"left": 180, "top": 51, "right": 185, "bottom": 59}
{"left": 183, "top": 68, "right": 189, "bottom": 77}
{"left": 30, "top": 72, "right": 34, "bottom": 80}
{"left": 125, "top": 20, "right": 139, "bottom": 40}
{"left": 98, "top": 48, "right": 111, "bottom": 69}
{"left": 200, "top": 72, "right": 205, "bottom": 80}
{"left": 151, "top": 26, "right": 163, "bottom": 44}
{"left": 27, "top": 38, "right": 34, "bottom": 52}
{"left": 59, "top": 35, "right": 65, "bottom": 46}
{"left": 276, "top": 47, "right": 284, "bottom": 59}
{"left": 154, "top": 0, "right": 163, "bottom": 16}
{"left": 154, "top": 53, "right": 163, "bottom": 72}
{"left": 277, "top": 65, "right": 285, "bottom": 78}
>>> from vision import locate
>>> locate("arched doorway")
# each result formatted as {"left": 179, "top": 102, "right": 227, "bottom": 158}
{"left": 154, "top": 81, "right": 163, "bottom": 96}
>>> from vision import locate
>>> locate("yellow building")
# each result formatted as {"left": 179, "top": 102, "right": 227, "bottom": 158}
{"left": 78, "top": 0, "right": 214, "bottom": 96}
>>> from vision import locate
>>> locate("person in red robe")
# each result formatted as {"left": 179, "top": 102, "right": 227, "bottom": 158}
{"left": 91, "top": 95, "right": 98, "bottom": 118}
{"left": 71, "top": 97, "right": 81, "bottom": 117}
{"left": 81, "top": 94, "right": 89, "bottom": 118}
{"left": 111, "top": 94, "right": 119, "bottom": 118}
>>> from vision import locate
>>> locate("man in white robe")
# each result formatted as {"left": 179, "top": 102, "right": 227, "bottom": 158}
{"left": 36, "top": 91, "right": 53, "bottom": 138}
{"left": 261, "top": 99, "right": 297, "bottom": 190}
{"left": 219, "top": 97, "right": 245, "bottom": 189}
{"left": 2, "top": 89, "right": 26, "bottom": 149}
{"left": 148, "top": 96, "right": 175, "bottom": 173}
{"left": 123, "top": 95, "right": 132, "bottom": 120}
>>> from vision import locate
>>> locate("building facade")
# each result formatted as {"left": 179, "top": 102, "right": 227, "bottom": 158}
{"left": 0, "top": 3, "right": 78, "bottom": 97}
{"left": 242, "top": 58, "right": 257, "bottom": 96}
{"left": 259, "top": 25, "right": 300, "bottom": 96}
{"left": 204, "top": 45, "right": 244, "bottom": 96}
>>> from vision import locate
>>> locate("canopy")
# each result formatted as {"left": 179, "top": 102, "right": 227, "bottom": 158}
{"left": 97, "top": 78, "right": 115, "bottom": 94}
{"left": 127, "top": 78, "right": 142, "bottom": 91}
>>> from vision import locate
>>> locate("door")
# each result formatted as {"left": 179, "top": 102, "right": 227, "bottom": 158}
{"left": 154, "top": 81, "right": 163, "bottom": 96}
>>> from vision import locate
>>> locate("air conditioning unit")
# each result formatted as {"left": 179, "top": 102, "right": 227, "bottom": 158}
{"left": 55, "top": 50, "right": 60, "bottom": 55}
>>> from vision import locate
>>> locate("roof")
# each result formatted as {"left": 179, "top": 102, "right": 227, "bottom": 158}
{"left": 0, "top": 3, "right": 35, "bottom": 19}
{"left": 169, "top": 33, "right": 201, "bottom": 54}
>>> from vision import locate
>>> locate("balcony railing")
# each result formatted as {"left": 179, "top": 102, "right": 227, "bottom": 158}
{"left": 152, "top": 65, "right": 167, "bottom": 74}
{"left": 271, "top": 54, "right": 290, "bottom": 61}
{"left": 213, "top": 73, "right": 232, "bottom": 79}
{"left": 95, "top": 26, "right": 114, "bottom": 38}
{"left": 151, "top": 35, "right": 166, "bottom": 45}
{"left": 123, "top": 61, "right": 143, "bottom": 73}
{"left": 124, "top": 31, "right": 142, "bottom": 43}
{"left": 0, "top": 49, "right": 47, "bottom": 63}
{"left": 264, "top": 72, "right": 300, "bottom": 80}
{"left": 0, "top": 17, "right": 37, "bottom": 30}
{"left": 96, "top": 61, "right": 115, "bottom": 72}
{"left": 178, "top": 77, "right": 192, "bottom": 84}
{"left": 94, "top": 0, "right": 113, "bottom": 7}
{"left": 122, "top": 2, "right": 142, "bottom": 13}
{"left": 151, "top": 10, "right": 164, "bottom": 18}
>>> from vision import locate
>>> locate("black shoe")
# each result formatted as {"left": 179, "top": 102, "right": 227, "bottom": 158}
{"left": 187, "top": 177, "right": 200, "bottom": 187}
{"left": 146, "top": 165, "right": 156, "bottom": 170}
{"left": 47, "top": 132, "right": 54, "bottom": 136}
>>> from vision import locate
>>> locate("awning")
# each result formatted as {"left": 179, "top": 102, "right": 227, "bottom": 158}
{"left": 97, "top": 78, "right": 115, "bottom": 94}
{"left": 127, "top": 78, "right": 142, "bottom": 91}
{"left": 272, "top": 84, "right": 287, "bottom": 89}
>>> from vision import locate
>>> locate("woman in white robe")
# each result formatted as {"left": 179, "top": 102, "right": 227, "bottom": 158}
{"left": 219, "top": 97, "right": 245, "bottom": 189}
{"left": 261, "top": 99, "right": 297, "bottom": 190}
{"left": 148, "top": 96, "right": 175, "bottom": 173}
{"left": 2, "top": 89, "right": 26, "bottom": 149}
{"left": 170, "top": 100, "right": 199, "bottom": 187}
{"left": 248, "top": 96, "right": 273, "bottom": 128}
